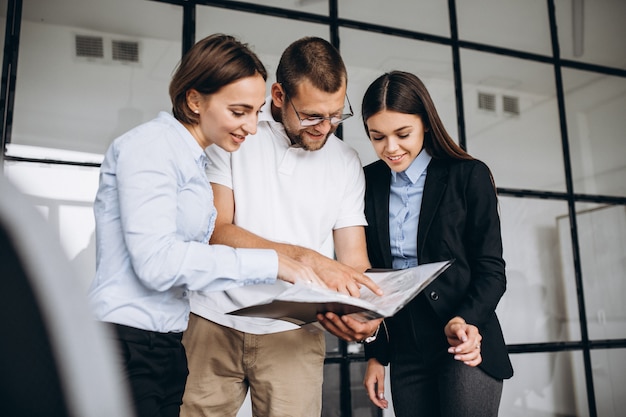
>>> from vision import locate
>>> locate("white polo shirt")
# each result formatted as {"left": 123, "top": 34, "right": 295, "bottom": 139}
{"left": 189, "top": 98, "right": 367, "bottom": 334}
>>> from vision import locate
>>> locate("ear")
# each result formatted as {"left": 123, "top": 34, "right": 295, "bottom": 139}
{"left": 271, "top": 83, "right": 286, "bottom": 108}
{"left": 186, "top": 89, "right": 202, "bottom": 114}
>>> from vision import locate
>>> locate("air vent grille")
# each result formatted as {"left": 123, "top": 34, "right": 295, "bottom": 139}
{"left": 503, "top": 95, "right": 520, "bottom": 115}
{"left": 478, "top": 92, "right": 496, "bottom": 112}
{"left": 112, "top": 40, "right": 139, "bottom": 63}
{"left": 75, "top": 35, "right": 104, "bottom": 59}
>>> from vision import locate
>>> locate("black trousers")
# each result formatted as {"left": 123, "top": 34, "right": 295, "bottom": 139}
{"left": 390, "top": 351, "right": 503, "bottom": 417}
{"left": 388, "top": 296, "right": 503, "bottom": 417}
{"left": 112, "top": 323, "right": 188, "bottom": 417}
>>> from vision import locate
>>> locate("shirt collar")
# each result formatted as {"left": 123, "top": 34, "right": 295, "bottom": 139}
{"left": 391, "top": 149, "right": 432, "bottom": 184}
{"left": 158, "top": 111, "right": 208, "bottom": 165}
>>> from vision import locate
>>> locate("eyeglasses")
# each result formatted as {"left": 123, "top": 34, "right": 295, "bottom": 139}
{"left": 287, "top": 94, "right": 354, "bottom": 127}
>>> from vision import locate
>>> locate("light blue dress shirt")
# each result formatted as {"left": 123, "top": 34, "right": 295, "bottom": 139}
{"left": 88, "top": 112, "right": 278, "bottom": 333}
{"left": 389, "top": 149, "right": 432, "bottom": 270}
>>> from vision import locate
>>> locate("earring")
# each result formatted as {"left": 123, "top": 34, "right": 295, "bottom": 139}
{"left": 194, "top": 109, "right": 199, "bottom": 114}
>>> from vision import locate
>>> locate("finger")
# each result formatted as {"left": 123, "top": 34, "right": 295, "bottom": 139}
{"left": 317, "top": 312, "right": 345, "bottom": 332}
{"left": 370, "top": 392, "right": 388, "bottom": 409}
{"left": 345, "top": 280, "right": 361, "bottom": 297}
{"left": 318, "top": 313, "right": 358, "bottom": 340}
{"left": 364, "top": 376, "right": 378, "bottom": 404}
{"left": 449, "top": 339, "right": 472, "bottom": 353}
{"left": 333, "top": 283, "right": 351, "bottom": 296}
{"left": 364, "top": 377, "right": 387, "bottom": 409}
{"left": 340, "top": 315, "right": 383, "bottom": 341}
{"left": 355, "top": 274, "right": 384, "bottom": 296}
{"left": 317, "top": 316, "right": 352, "bottom": 340}
{"left": 464, "top": 353, "right": 483, "bottom": 367}
{"left": 456, "top": 327, "right": 469, "bottom": 343}
{"left": 301, "top": 269, "right": 327, "bottom": 288}
{"left": 340, "top": 313, "right": 370, "bottom": 329}
{"left": 453, "top": 345, "right": 481, "bottom": 363}
{"left": 458, "top": 336, "right": 481, "bottom": 353}
{"left": 306, "top": 272, "right": 326, "bottom": 288}
{"left": 375, "top": 378, "right": 385, "bottom": 405}
{"left": 326, "top": 312, "right": 353, "bottom": 332}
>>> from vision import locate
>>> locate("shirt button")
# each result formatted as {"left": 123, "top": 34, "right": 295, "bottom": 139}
{"left": 429, "top": 291, "right": 439, "bottom": 301}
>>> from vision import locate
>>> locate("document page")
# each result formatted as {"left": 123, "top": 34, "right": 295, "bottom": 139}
{"left": 228, "top": 260, "right": 453, "bottom": 325}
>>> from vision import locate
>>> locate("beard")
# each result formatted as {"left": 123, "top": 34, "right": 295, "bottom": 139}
{"left": 284, "top": 123, "right": 334, "bottom": 151}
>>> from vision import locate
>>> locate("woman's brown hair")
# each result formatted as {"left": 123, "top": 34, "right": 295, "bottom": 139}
{"left": 169, "top": 33, "right": 267, "bottom": 125}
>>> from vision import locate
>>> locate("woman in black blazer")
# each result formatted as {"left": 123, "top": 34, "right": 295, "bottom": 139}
{"left": 320, "top": 71, "right": 513, "bottom": 417}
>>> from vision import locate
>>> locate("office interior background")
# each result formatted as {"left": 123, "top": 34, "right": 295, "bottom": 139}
{"left": 1, "top": 0, "right": 624, "bottom": 416}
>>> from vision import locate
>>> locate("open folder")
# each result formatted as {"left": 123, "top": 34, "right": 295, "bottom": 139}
{"left": 228, "top": 259, "right": 453, "bottom": 326}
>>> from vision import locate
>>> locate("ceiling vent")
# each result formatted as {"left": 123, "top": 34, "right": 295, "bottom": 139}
{"left": 75, "top": 35, "right": 104, "bottom": 59}
{"left": 478, "top": 92, "right": 496, "bottom": 112}
{"left": 112, "top": 40, "right": 139, "bottom": 63}
{"left": 502, "top": 95, "right": 520, "bottom": 115}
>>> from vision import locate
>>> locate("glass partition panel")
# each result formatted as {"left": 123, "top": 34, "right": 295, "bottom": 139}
{"left": 555, "top": 0, "right": 626, "bottom": 70}
{"left": 339, "top": 27, "right": 455, "bottom": 166}
{"left": 321, "top": 361, "right": 382, "bottom": 417}
{"left": 500, "top": 351, "right": 589, "bottom": 417}
{"left": 350, "top": 361, "right": 380, "bottom": 416}
{"left": 196, "top": 5, "right": 329, "bottom": 87}
{"left": 573, "top": 203, "right": 626, "bottom": 341}
{"left": 498, "top": 196, "right": 580, "bottom": 343}
{"left": 338, "top": 0, "right": 449, "bottom": 37}
{"left": 563, "top": 68, "right": 626, "bottom": 197}
{"left": 10, "top": 0, "right": 182, "bottom": 161}
{"left": 462, "top": 49, "right": 565, "bottom": 192}
{"left": 219, "top": 0, "right": 328, "bottom": 15}
{"left": 322, "top": 363, "right": 341, "bottom": 416}
{"left": 592, "top": 348, "right": 626, "bottom": 417}
{"left": 457, "top": 0, "right": 551, "bottom": 56}
{"left": 325, "top": 330, "right": 340, "bottom": 355}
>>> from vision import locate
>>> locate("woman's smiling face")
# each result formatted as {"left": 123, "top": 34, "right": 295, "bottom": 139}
{"left": 366, "top": 110, "right": 426, "bottom": 173}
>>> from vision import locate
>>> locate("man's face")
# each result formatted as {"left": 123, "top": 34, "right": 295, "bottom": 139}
{"left": 277, "top": 80, "right": 347, "bottom": 151}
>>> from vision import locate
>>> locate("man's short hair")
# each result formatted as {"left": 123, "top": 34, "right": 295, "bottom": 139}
{"left": 276, "top": 37, "right": 347, "bottom": 99}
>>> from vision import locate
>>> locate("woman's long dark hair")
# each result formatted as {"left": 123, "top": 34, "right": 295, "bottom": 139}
{"left": 361, "top": 71, "right": 472, "bottom": 161}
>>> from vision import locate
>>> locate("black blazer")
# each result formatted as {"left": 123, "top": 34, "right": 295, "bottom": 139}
{"left": 364, "top": 157, "right": 513, "bottom": 380}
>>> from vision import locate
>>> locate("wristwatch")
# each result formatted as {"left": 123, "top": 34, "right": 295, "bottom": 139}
{"left": 358, "top": 324, "right": 380, "bottom": 344}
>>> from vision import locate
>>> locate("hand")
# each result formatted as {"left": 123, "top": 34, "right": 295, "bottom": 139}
{"left": 317, "top": 312, "right": 382, "bottom": 342}
{"left": 364, "top": 358, "right": 388, "bottom": 409}
{"left": 445, "top": 316, "right": 482, "bottom": 367}
{"left": 276, "top": 253, "right": 327, "bottom": 288}
{"left": 301, "top": 249, "right": 382, "bottom": 297}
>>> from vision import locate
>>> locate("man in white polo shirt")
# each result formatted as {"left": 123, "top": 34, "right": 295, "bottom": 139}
{"left": 181, "top": 37, "right": 380, "bottom": 417}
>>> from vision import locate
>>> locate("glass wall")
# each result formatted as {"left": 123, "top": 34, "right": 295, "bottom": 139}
{"left": 195, "top": 5, "right": 329, "bottom": 85}
{"left": 8, "top": 0, "right": 181, "bottom": 160}
{"left": 2, "top": 1, "right": 625, "bottom": 416}
{"left": 562, "top": 69, "right": 626, "bottom": 197}
{"left": 463, "top": 50, "right": 566, "bottom": 192}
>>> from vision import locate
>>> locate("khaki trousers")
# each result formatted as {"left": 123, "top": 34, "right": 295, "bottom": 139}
{"left": 181, "top": 313, "right": 326, "bottom": 417}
